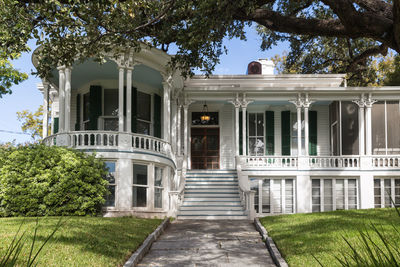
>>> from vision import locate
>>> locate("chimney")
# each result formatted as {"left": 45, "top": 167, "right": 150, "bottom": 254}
{"left": 258, "top": 59, "right": 275, "bottom": 75}
{"left": 247, "top": 59, "right": 275, "bottom": 75}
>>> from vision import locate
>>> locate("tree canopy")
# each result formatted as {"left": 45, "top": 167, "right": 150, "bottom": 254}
{"left": 0, "top": 53, "right": 28, "bottom": 97}
{"left": 1, "top": 0, "right": 398, "bottom": 80}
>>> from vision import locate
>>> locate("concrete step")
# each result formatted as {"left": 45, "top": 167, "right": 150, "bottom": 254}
{"left": 186, "top": 175, "right": 238, "bottom": 179}
{"left": 180, "top": 205, "right": 244, "bottom": 211}
{"left": 182, "top": 200, "right": 241, "bottom": 205}
{"left": 183, "top": 197, "right": 240, "bottom": 201}
{"left": 185, "top": 184, "right": 238, "bottom": 188}
{"left": 176, "top": 215, "right": 248, "bottom": 220}
{"left": 185, "top": 179, "right": 238, "bottom": 184}
{"left": 178, "top": 209, "right": 245, "bottom": 215}
{"left": 185, "top": 188, "right": 239, "bottom": 192}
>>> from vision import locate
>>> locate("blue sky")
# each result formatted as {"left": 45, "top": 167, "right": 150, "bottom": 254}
{"left": 0, "top": 26, "right": 288, "bottom": 144}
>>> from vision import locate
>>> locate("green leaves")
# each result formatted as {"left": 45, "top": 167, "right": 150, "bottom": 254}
{"left": 0, "top": 144, "right": 109, "bottom": 217}
{"left": 0, "top": 53, "right": 27, "bottom": 98}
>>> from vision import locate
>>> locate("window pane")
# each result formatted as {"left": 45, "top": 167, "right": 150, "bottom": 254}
{"left": 104, "top": 118, "right": 118, "bottom": 131}
{"left": 285, "top": 179, "right": 294, "bottom": 213}
{"left": 250, "top": 179, "right": 259, "bottom": 213}
{"left": 83, "top": 93, "right": 90, "bottom": 121}
{"left": 133, "top": 164, "right": 148, "bottom": 185}
{"left": 336, "top": 180, "right": 344, "bottom": 210}
{"left": 137, "top": 121, "right": 150, "bottom": 135}
{"left": 155, "top": 167, "right": 163, "bottom": 187}
{"left": 137, "top": 91, "right": 151, "bottom": 121}
{"left": 257, "top": 113, "right": 264, "bottom": 136}
{"left": 105, "top": 185, "right": 115, "bottom": 207}
{"left": 386, "top": 101, "right": 400, "bottom": 154}
{"left": 262, "top": 179, "right": 270, "bottom": 213}
{"left": 191, "top": 112, "right": 219, "bottom": 125}
{"left": 155, "top": 188, "right": 162, "bottom": 208}
{"left": 249, "top": 113, "right": 256, "bottom": 136}
{"left": 348, "top": 179, "right": 357, "bottom": 209}
{"left": 271, "top": 179, "right": 282, "bottom": 213}
{"left": 104, "top": 89, "right": 118, "bottom": 116}
{"left": 105, "top": 162, "right": 116, "bottom": 184}
{"left": 341, "top": 102, "right": 359, "bottom": 155}
{"left": 324, "top": 180, "right": 333, "bottom": 211}
{"left": 132, "top": 187, "right": 147, "bottom": 207}
{"left": 384, "top": 179, "right": 391, "bottom": 207}
{"left": 374, "top": 179, "right": 382, "bottom": 208}
{"left": 372, "top": 101, "right": 386, "bottom": 154}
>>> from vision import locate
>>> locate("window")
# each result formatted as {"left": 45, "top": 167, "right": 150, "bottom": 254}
{"left": 372, "top": 101, "right": 400, "bottom": 155}
{"left": 83, "top": 93, "right": 90, "bottom": 130}
{"left": 192, "top": 112, "right": 219, "bottom": 125}
{"left": 248, "top": 113, "right": 264, "bottom": 156}
{"left": 137, "top": 91, "right": 151, "bottom": 135}
{"left": 251, "top": 178, "right": 295, "bottom": 214}
{"left": 104, "top": 161, "right": 116, "bottom": 207}
{"left": 132, "top": 164, "right": 148, "bottom": 207}
{"left": 374, "top": 178, "right": 400, "bottom": 207}
{"left": 103, "top": 89, "right": 119, "bottom": 131}
{"left": 154, "top": 166, "right": 163, "bottom": 209}
{"left": 312, "top": 178, "right": 358, "bottom": 212}
{"left": 291, "top": 113, "right": 305, "bottom": 156}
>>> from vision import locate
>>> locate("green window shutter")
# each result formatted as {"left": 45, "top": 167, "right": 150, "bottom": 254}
{"left": 89, "top": 85, "right": 102, "bottom": 130}
{"left": 265, "top": 111, "right": 274, "bottom": 155}
{"left": 132, "top": 87, "right": 137, "bottom": 133}
{"left": 53, "top": 117, "right": 59, "bottom": 134}
{"left": 309, "top": 110, "right": 317, "bottom": 155}
{"left": 281, "top": 111, "right": 291, "bottom": 155}
{"left": 239, "top": 111, "right": 243, "bottom": 155}
{"left": 75, "top": 94, "right": 81, "bottom": 131}
{"left": 153, "top": 93, "right": 161, "bottom": 138}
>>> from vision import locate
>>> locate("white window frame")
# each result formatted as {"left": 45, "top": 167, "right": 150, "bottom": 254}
{"left": 374, "top": 177, "right": 400, "bottom": 208}
{"left": 247, "top": 112, "right": 265, "bottom": 156}
{"left": 290, "top": 112, "right": 305, "bottom": 156}
{"left": 311, "top": 178, "right": 359, "bottom": 212}
{"left": 154, "top": 165, "right": 164, "bottom": 209}
{"left": 136, "top": 90, "right": 153, "bottom": 136}
{"left": 132, "top": 162, "right": 150, "bottom": 209}
{"left": 251, "top": 177, "right": 296, "bottom": 216}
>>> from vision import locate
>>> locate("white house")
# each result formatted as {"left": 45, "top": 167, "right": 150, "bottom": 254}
{"left": 35, "top": 46, "right": 400, "bottom": 219}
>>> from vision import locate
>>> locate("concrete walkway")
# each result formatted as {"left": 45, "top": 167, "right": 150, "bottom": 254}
{"left": 138, "top": 220, "right": 276, "bottom": 267}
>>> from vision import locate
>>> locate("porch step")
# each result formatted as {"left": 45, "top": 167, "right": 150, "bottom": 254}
{"left": 177, "top": 170, "right": 247, "bottom": 220}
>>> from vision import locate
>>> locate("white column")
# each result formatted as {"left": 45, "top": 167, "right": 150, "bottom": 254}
{"left": 50, "top": 92, "right": 56, "bottom": 135}
{"left": 297, "top": 105, "right": 302, "bottom": 156}
{"left": 126, "top": 67, "right": 132, "bottom": 132}
{"left": 42, "top": 82, "right": 50, "bottom": 138}
{"left": 177, "top": 104, "right": 182, "bottom": 156}
{"left": 57, "top": 66, "right": 65, "bottom": 133}
{"left": 365, "top": 94, "right": 375, "bottom": 156}
{"left": 162, "top": 82, "right": 171, "bottom": 142}
{"left": 118, "top": 66, "right": 125, "bottom": 132}
{"left": 242, "top": 105, "right": 247, "bottom": 156}
{"left": 229, "top": 96, "right": 241, "bottom": 156}
{"left": 304, "top": 106, "right": 309, "bottom": 156}
{"left": 183, "top": 104, "right": 189, "bottom": 165}
{"left": 171, "top": 97, "right": 177, "bottom": 153}
{"left": 353, "top": 96, "right": 365, "bottom": 155}
{"left": 64, "top": 67, "right": 72, "bottom": 132}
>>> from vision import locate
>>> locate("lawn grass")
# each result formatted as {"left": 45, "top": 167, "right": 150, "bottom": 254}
{"left": 260, "top": 208, "right": 400, "bottom": 267}
{"left": 0, "top": 216, "right": 163, "bottom": 266}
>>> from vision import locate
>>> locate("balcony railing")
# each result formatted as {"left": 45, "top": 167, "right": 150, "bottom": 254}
{"left": 241, "top": 156, "right": 298, "bottom": 168}
{"left": 43, "top": 131, "right": 169, "bottom": 156}
{"left": 372, "top": 156, "right": 400, "bottom": 168}
{"left": 309, "top": 156, "right": 360, "bottom": 169}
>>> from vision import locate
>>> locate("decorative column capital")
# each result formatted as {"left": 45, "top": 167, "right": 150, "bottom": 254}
{"left": 182, "top": 99, "right": 195, "bottom": 109}
{"left": 57, "top": 65, "right": 66, "bottom": 71}
{"left": 228, "top": 94, "right": 241, "bottom": 108}
{"left": 289, "top": 99, "right": 303, "bottom": 108}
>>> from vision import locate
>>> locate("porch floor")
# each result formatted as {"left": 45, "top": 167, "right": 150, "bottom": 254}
{"left": 137, "top": 220, "right": 275, "bottom": 266}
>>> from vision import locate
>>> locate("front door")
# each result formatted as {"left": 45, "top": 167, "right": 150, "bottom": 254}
{"left": 191, "top": 128, "right": 220, "bottom": 169}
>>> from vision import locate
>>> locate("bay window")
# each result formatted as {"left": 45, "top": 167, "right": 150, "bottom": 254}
{"left": 154, "top": 166, "right": 164, "bottom": 209}
{"left": 132, "top": 164, "right": 148, "bottom": 207}
{"left": 104, "top": 161, "right": 116, "bottom": 207}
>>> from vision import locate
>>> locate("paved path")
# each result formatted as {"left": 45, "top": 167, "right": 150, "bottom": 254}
{"left": 138, "top": 220, "right": 276, "bottom": 267}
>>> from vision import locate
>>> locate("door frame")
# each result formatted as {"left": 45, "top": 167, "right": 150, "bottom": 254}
{"left": 190, "top": 126, "right": 220, "bottom": 169}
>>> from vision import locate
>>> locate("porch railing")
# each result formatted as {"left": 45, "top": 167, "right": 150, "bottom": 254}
{"left": 43, "top": 131, "right": 169, "bottom": 156}
{"left": 372, "top": 156, "right": 400, "bottom": 168}
{"left": 309, "top": 156, "right": 360, "bottom": 169}
{"left": 242, "top": 156, "right": 298, "bottom": 168}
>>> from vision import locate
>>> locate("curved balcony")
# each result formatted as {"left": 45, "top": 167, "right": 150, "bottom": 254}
{"left": 43, "top": 131, "right": 170, "bottom": 157}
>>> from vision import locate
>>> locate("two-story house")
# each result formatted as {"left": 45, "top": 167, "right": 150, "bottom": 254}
{"left": 35, "top": 45, "right": 400, "bottom": 219}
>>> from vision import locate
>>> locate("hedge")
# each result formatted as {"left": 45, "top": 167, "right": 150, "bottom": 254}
{"left": 0, "top": 144, "right": 108, "bottom": 217}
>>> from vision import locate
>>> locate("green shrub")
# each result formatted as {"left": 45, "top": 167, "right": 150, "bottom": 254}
{"left": 0, "top": 144, "right": 108, "bottom": 217}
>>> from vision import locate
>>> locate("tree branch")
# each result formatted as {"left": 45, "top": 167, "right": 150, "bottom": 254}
{"left": 346, "top": 44, "right": 388, "bottom": 72}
